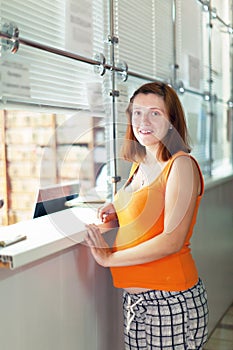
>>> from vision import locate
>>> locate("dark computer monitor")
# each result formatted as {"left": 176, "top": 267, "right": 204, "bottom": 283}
{"left": 33, "top": 183, "right": 79, "bottom": 219}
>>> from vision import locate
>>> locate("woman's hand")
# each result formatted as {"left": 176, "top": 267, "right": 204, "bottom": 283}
{"left": 98, "top": 203, "right": 118, "bottom": 224}
{"left": 84, "top": 224, "right": 113, "bottom": 267}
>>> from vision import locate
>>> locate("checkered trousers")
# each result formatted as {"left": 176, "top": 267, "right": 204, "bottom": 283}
{"left": 123, "top": 279, "right": 209, "bottom": 350}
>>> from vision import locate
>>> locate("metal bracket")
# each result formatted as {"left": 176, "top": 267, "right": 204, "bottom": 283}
{"left": 203, "top": 91, "right": 211, "bottom": 101}
{"left": 109, "top": 90, "right": 120, "bottom": 97}
{"left": 227, "top": 25, "right": 233, "bottom": 34}
{"left": 110, "top": 176, "right": 121, "bottom": 184}
{"left": 172, "top": 63, "right": 179, "bottom": 70}
{"left": 93, "top": 53, "right": 106, "bottom": 76}
{"left": 211, "top": 7, "right": 217, "bottom": 19}
{"left": 212, "top": 94, "right": 218, "bottom": 103}
{"left": 0, "top": 22, "right": 19, "bottom": 57}
{"left": 202, "top": 1, "right": 209, "bottom": 12}
{"left": 175, "top": 80, "right": 185, "bottom": 94}
{"left": 107, "top": 35, "right": 119, "bottom": 45}
{"left": 208, "top": 111, "right": 215, "bottom": 118}
{"left": 117, "top": 61, "right": 128, "bottom": 82}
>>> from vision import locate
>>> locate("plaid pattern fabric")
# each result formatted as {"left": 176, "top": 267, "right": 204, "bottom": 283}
{"left": 123, "top": 279, "right": 209, "bottom": 349}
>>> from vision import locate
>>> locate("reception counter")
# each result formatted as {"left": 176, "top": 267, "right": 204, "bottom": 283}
{"left": 0, "top": 207, "right": 124, "bottom": 350}
{"left": 0, "top": 175, "right": 232, "bottom": 349}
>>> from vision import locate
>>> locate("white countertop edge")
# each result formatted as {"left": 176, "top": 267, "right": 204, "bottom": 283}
{"left": 204, "top": 172, "right": 233, "bottom": 191}
{"left": 0, "top": 207, "right": 105, "bottom": 270}
{"left": 7, "top": 230, "right": 87, "bottom": 269}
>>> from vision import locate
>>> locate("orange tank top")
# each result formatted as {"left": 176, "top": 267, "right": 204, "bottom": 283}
{"left": 110, "top": 151, "right": 204, "bottom": 291}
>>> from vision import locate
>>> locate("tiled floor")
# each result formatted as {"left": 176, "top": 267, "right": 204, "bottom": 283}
{"left": 204, "top": 304, "right": 233, "bottom": 350}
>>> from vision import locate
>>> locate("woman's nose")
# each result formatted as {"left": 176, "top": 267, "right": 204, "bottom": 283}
{"left": 140, "top": 111, "right": 150, "bottom": 124}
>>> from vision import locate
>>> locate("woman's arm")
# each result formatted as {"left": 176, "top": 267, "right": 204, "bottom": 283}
{"left": 85, "top": 156, "right": 201, "bottom": 267}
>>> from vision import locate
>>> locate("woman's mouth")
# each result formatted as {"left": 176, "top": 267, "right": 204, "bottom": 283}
{"left": 139, "top": 129, "right": 153, "bottom": 135}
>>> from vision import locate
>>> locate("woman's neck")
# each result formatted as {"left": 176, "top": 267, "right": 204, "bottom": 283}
{"left": 143, "top": 145, "right": 161, "bottom": 165}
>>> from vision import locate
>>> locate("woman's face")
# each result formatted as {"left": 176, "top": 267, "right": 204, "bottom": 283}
{"left": 132, "top": 93, "right": 170, "bottom": 148}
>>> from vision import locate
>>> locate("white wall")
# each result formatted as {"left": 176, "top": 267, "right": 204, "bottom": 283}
{"left": 192, "top": 177, "right": 233, "bottom": 333}
{"left": 0, "top": 242, "right": 124, "bottom": 350}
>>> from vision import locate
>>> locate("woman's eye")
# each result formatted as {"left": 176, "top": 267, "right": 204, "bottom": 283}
{"left": 133, "top": 110, "right": 142, "bottom": 117}
{"left": 150, "top": 111, "right": 159, "bottom": 117}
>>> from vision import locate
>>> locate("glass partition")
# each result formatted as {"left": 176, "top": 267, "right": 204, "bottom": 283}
{"left": 0, "top": 106, "right": 110, "bottom": 224}
{"left": 176, "top": 0, "right": 205, "bottom": 93}
{"left": 0, "top": 0, "right": 232, "bottom": 225}
{"left": 178, "top": 92, "right": 210, "bottom": 174}
{"left": 114, "top": 0, "right": 173, "bottom": 80}
{"left": 0, "top": 0, "right": 109, "bottom": 109}
{"left": 212, "top": 102, "right": 233, "bottom": 176}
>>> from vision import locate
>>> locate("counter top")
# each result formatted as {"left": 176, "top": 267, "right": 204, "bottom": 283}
{"left": 0, "top": 206, "right": 105, "bottom": 269}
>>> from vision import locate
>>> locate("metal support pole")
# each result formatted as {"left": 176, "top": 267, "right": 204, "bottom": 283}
{"left": 109, "top": 0, "right": 121, "bottom": 196}
{"left": 172, "top": 0, "right": 179, "bottom": 87}
{"left": 207, "top": 0, "right": 214, "bottom": 176}
{"left": 1, "top": 110, "right": 10, "bottom": 225}
{"left": 231, "top": 0, "right": 233, "bottom": 166}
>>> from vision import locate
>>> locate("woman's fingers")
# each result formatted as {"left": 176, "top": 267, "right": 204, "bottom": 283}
{"left": 84, "top": 224, "right": 112, "bottom": 267}
{"left": 98, "top": 206, "right": 109, "bottom": 222}
{"left": 97, "top": 203, "right": 117, "bottom": 222}
{"left": 85, "top": 224, "right": 97, "bottom": 245}
{"left": 85, "top": 224, "right": 103, "bottom": 247}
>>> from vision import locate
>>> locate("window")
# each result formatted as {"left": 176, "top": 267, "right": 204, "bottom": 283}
{"left": 0, "top": 0, "right": 108, "bottom": 109}
{"left": 0, "top": 0, "right": 232, "bottom": 225}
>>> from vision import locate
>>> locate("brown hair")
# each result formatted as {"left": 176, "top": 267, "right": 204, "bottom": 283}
{"left": 121, "top": 81, "right": 191, "bottom": 162}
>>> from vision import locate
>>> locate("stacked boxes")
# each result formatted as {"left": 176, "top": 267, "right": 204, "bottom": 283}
{"left": 0, "top": 112, "right": 100, "bottom": 225}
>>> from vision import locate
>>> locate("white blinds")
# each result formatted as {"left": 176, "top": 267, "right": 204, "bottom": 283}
{"left": 114, "top": 0, "right": 173, "bottom": 80}
{"left": 0, "top": 0, "right": 232, "bottom": 177}
{"left": 1, "top": 1, "right": 65, "bottom": 45}
{"left": 176, "top": 1, "right": 209, "bottom": 169}
{"left": 176, "top": 0, "right": 204, "bottom": 91}
{"left": 0, "top": 0, "right": 107, "bottom": 109}
{"left": 154, "top": 0, "right": 173, "bottom": 80}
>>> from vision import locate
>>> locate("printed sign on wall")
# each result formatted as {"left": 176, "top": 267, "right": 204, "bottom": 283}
{"left": 65, "top": 0, "right": 93, "bottom": 57}
{"left": 0, "top": 61, "right": 31, "bottom": 98}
